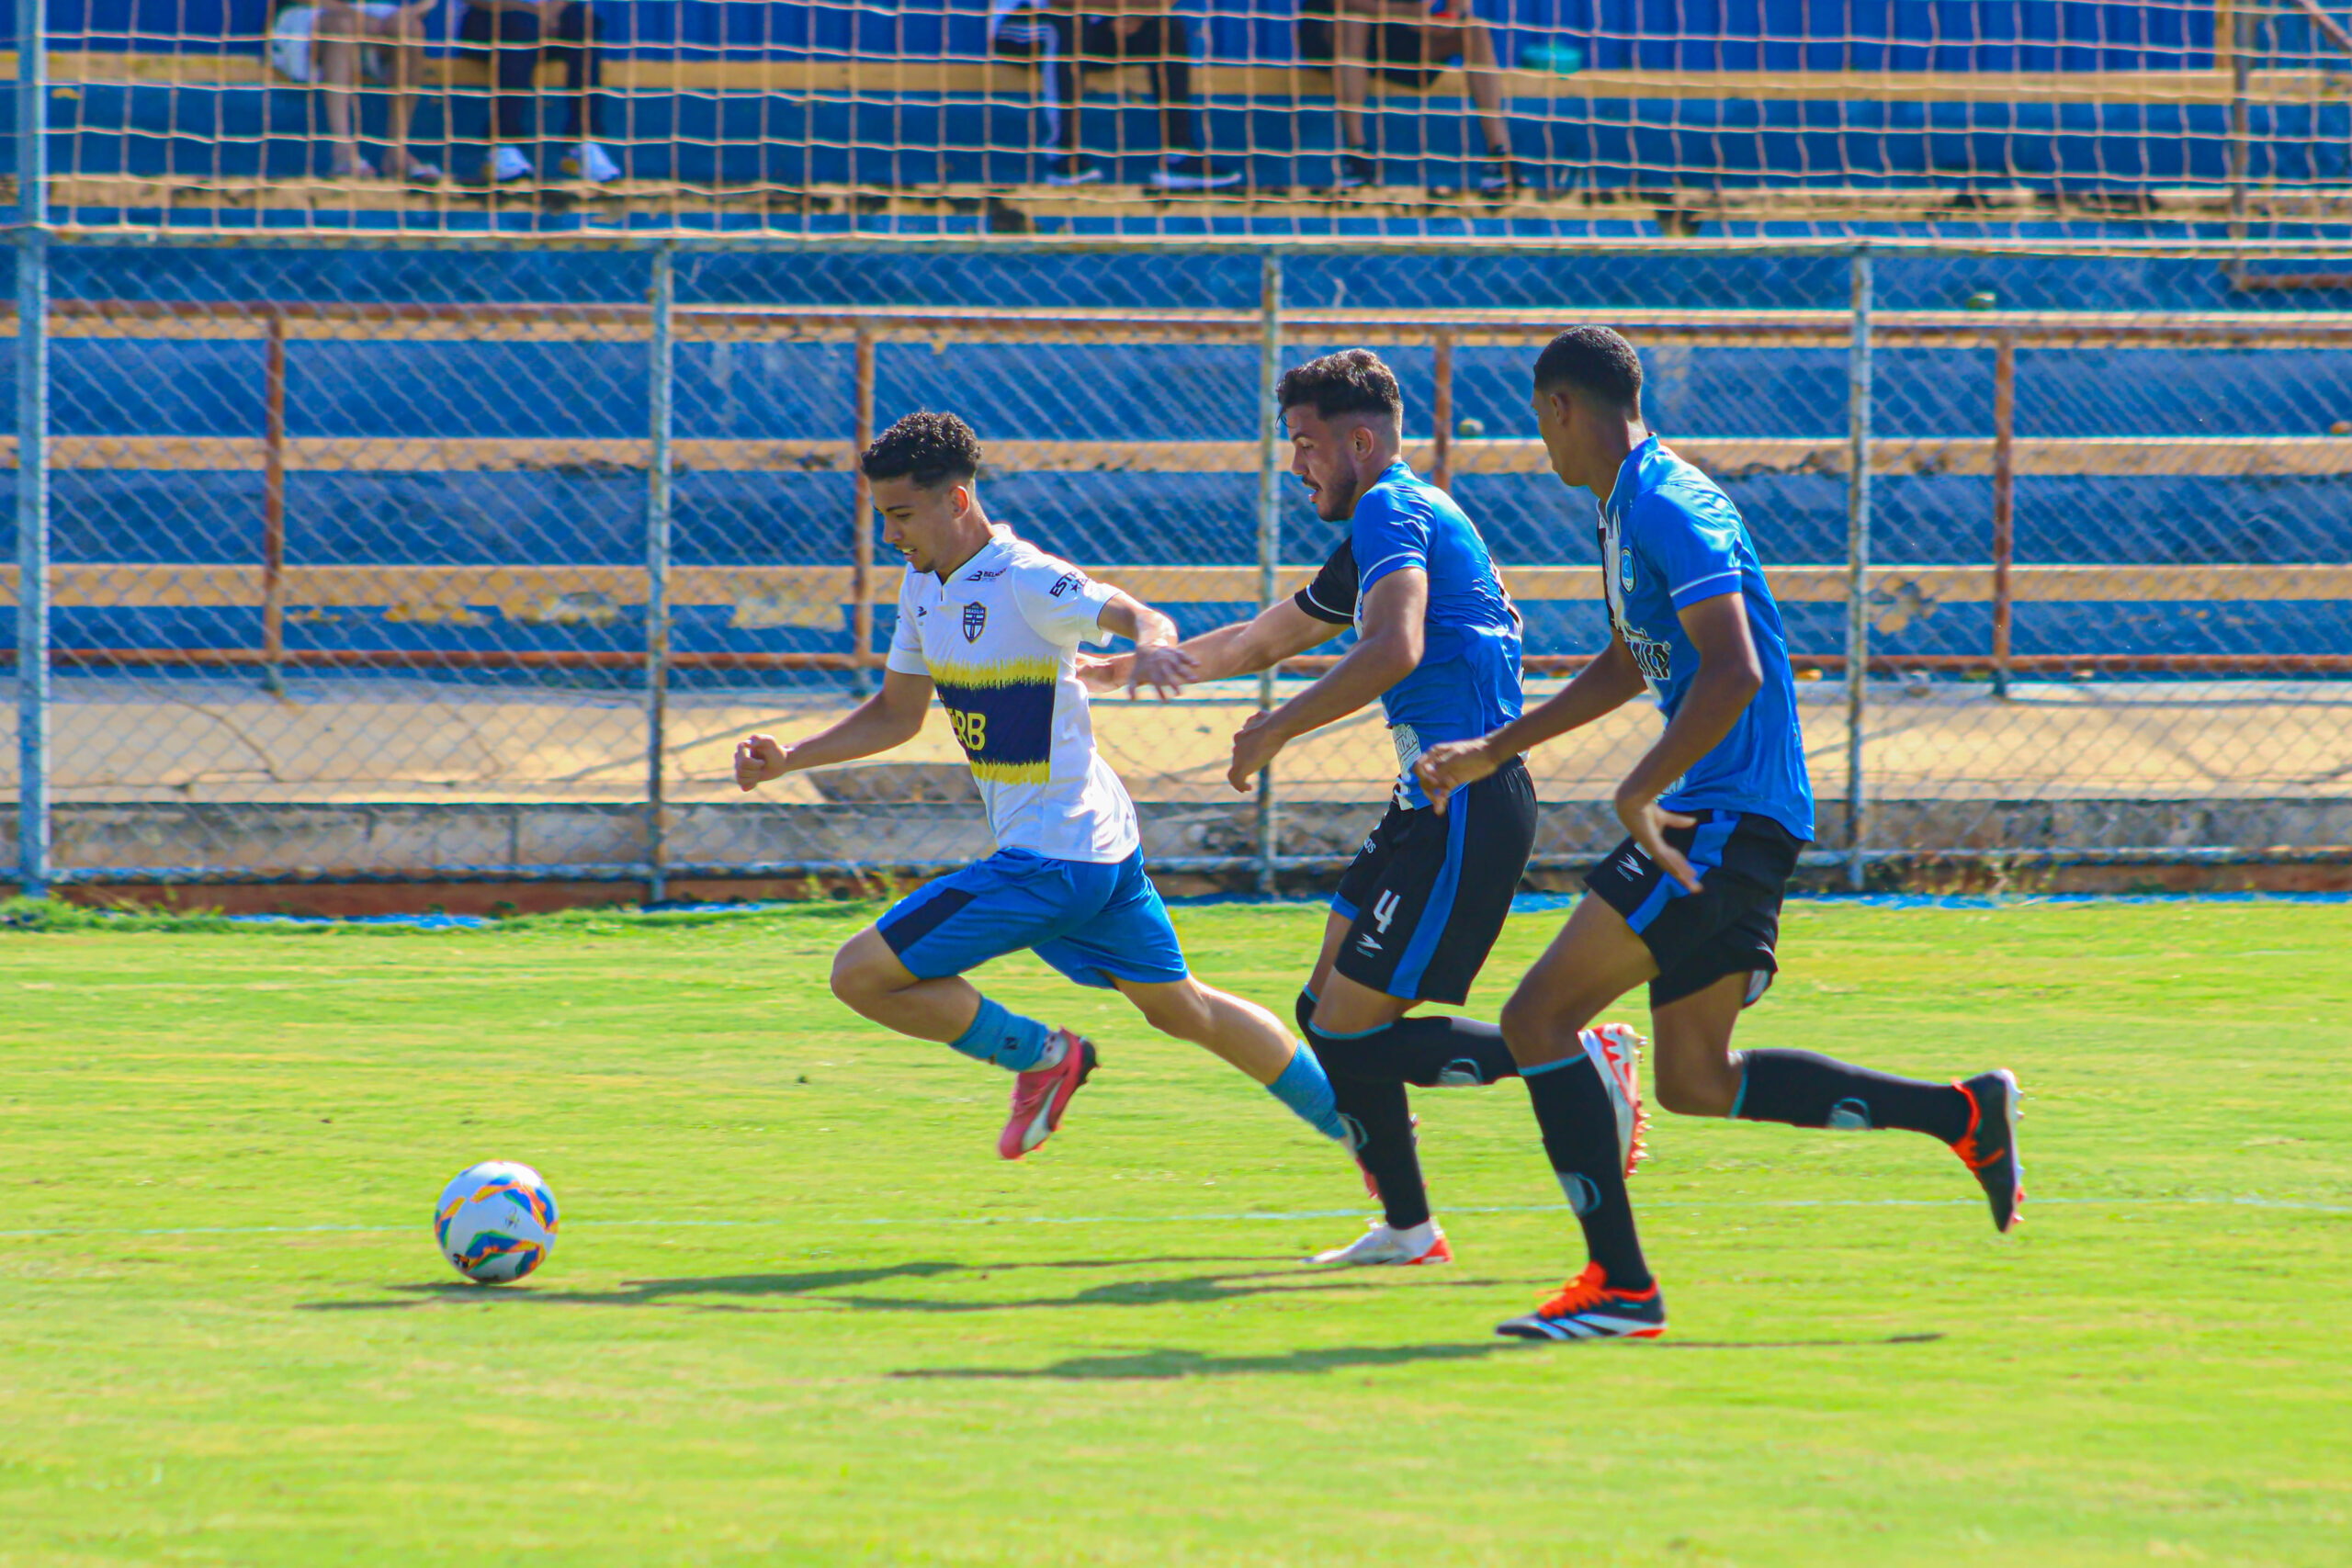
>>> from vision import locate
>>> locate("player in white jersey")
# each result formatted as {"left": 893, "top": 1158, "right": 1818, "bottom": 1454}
{"left": 735, "top": 412, "right": 1353, "bottom": 1161}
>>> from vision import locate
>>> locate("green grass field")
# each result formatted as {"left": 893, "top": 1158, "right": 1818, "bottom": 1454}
{"left": 3, "top": 897, "right": 2348, "bottom": 1566}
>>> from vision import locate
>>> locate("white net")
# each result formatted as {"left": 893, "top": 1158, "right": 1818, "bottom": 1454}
{"left": 27, "top": 1, "right": 2352, "bottom": 240}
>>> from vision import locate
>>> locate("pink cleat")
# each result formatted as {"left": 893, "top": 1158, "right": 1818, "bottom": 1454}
{"left": 997, "top": 1029, "right": 1097, "bottom": 1160}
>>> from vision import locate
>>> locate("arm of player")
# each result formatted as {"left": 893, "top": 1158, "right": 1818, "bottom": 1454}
{"left": 733, "top": 670, "right": 935, "bottom": 791}
{"left": 1081, "top": 597, "right": 1346, "bottom": 695}
{"left": 1226, "top": 568, "right": 1426, "bottom": 792}
{"left": 1613, "top": 592, "right": 1765, "bottom": 890}
{"left": 1091, "top": 590, "right": 1199, "bottom": 699}
{"left": 1415, "top": 628, "right": 1649, "bottom": 811}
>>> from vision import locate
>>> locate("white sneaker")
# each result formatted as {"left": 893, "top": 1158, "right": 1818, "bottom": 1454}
{"left": 1306, "top": 1219, "right": 1452, "bottom": 1268}
{"left": 566, "top": 141, "right": 621, "bottom": 183}
{"left": 488, "top": 145, "right": 533, "bottom": 183}
{"left": 1584, "top": 1021, "right": 1650, "bottom": 1178}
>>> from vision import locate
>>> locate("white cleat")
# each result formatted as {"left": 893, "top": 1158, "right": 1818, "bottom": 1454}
{"left": 1584, "top": 1021, "right": 1650, "bottom": 1178}
{"left": 1306, "top": 1219, "right": 1453, "bottom": 1268}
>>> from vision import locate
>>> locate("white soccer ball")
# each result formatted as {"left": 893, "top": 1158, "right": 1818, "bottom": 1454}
{"left": 435, "top": 1161, "right": 559, "bottom": 1283}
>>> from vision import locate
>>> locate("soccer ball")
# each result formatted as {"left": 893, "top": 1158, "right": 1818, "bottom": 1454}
{"left": 435, "top": 1161, "right": 559, "bottom": 1283}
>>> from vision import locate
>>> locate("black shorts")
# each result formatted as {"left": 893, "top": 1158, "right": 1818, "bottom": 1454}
{"left": 1331, "top": 758, "right": 1537, "bottom": 1006}
{"left": 1583, "top": 808, "right": 1805, "bottom": 1010}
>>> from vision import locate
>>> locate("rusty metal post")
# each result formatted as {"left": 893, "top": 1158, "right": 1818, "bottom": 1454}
{"left": 1430, "top": 332, "right": 1454, "bottom": 490}
{"left": 1844, "top": 248, "right": 1872, "bottom": 891}
{"left": 645, "top": 247, "right": 675, "bottom": 904}
{"left": 851, "top": 325, "right": 877, "bottom": 697}
{"left": 262, "top": 310, "right": 288, "bottom": 696}
{"left": 1991, "top": 331, "right": 2016, "bottom": 699}
{"left": 1254, "top": 253, "right": 1283, "bottom": 897}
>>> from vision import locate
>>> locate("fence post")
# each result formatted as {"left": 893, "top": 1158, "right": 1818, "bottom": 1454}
{"left": 1430, "top": 332, "right": 1453, "bottom": 491}
{"left": 1253, "top": 252, "right": 1283, "bottom": 897}
{"left": 1990, "top": 331, "right": 2016, "bottom": 700}
{"left": 14, "top": 0, "right": 51, "bottom": 900}
{"left": 644, "top": 245, "right": 675, "bottom": 906}
{"left": 261, "top": 310, "right": 288, "bottom": 696}
{"left": 1844, "top": 247, "right": 1872, "bottom": 893}
{"left": 850, "top": 325, "right": 876, "bottom": 697}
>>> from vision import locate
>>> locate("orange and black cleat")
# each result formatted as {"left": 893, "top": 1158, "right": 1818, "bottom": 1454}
{"left": 1495, "top": 1262, "right": 1667, "bottom": 1342}
{"left": 1952, "top": 1067, "right": 2025, "bottom": 1233}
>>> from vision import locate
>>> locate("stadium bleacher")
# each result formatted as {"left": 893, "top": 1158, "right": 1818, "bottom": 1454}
{"left": 17, "top": 0, "right": 2352, "bottom": 219}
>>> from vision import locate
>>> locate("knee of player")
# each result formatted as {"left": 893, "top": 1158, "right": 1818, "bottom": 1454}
{"left": 828, "top": 942, "right": 884, "bottom": 1007}
{"left": 1654, "top": 1058, "right": 1736, "bottom": 1118}
{"left": 1498, "top": 989, "right": 1556, "bottom": 1055}
{"left": 1132, "top": 981, "right": 1216, "bottom": 1042}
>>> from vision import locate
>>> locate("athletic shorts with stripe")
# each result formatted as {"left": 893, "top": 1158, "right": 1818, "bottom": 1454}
{"left": 1330, "top": 756, "right": 1538, "bottom": 1005}
{"left": 878, "top": 847, "right": 1190, "bottom": 989}
{"left": 1582, "top": 808, "right": 1805, "bottom": 1009}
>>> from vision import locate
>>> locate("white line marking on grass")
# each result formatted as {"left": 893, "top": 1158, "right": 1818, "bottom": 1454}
{"left": 1, "top": 1193, "right": 2344, "bottom": 1241}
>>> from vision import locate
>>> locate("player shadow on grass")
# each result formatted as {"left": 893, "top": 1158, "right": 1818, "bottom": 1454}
{"left": 897, "top": 1332, "right": 1947, "bottom": 1381}
{"left": 295, "top": 1256, "right": 1306, "bottom": 1314}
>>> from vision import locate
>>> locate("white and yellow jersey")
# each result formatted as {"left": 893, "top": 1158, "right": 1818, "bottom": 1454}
{"left": 884, "top": 525, "right": 1140, "bottom": 863}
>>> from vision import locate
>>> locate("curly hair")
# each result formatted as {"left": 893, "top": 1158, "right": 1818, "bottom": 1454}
{"left": 1274, "top": 348, "right": 1404, "bottom": 423}
{"left": 861, "top": 410, "right": 983, "bottom": 488}
{"left": 1532, "top": 326, "right": 1644, "bottom": 412}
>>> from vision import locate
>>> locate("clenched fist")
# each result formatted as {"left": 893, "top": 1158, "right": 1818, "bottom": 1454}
{"left": 733, "top": 733, "right": 791, "bottom": 792}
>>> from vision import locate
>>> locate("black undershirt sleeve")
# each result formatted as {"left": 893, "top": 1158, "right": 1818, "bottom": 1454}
{"left": 1293, "top": 537, "right": 1359, "bottom": 626}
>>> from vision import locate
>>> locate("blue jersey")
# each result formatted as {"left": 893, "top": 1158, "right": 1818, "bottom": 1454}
{"left": 1347, "top": 460, "right": 1524, "bottom": 808}
{"left": 1600, "top": 436, "right": 1815, "bottom": 842}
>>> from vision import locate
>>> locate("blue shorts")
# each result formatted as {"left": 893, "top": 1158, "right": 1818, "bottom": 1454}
{"left": 877, "top": 848, "right": 1190, "bottom": 990}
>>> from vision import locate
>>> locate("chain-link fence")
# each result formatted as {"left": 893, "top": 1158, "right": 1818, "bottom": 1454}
{"left": 7, "top": 237, "right": 2350, "bottom": 898}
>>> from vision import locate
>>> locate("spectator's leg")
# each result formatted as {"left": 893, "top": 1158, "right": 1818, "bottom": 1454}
{"left": 1331, "top": 0, "right": 1380, "bottom": 154}
{"left": 548, "top": 2, "right": 615, "bottom": 141}
{"left": 313, "top": 1, "right": 369, "bottom": 176}
{"left": 379, "top": 2, "right": 435, "bottom": 177}
{"left": 1137, "top": 13, "right": 1205, "bottom": 154}
{"left": 992, "top": 11, "right": 1079, "bottom": 170}
{"left": 1077, "top": 14, "right": 1128, "bottom": 159}
{"left": 1453, "top": 17, "right": 1514, "bottom": 158}
{"left": 489, "top": 7, "right": 545, "bottom": 145}
{"left": 453, "top": 3, "right": 540, "bottom": 169}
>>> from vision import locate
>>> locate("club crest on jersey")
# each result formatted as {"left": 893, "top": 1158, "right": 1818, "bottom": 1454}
{"left": 962, "top": 603, "right": 988, "bottom": 643}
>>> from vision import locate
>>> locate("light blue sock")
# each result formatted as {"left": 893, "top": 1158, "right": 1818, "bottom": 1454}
{"left": 947, "top": 996, "right": 1056, "bottom": 1072}
{"left": 1267, "top": 1041, "right": 1350, "bottom": 1143}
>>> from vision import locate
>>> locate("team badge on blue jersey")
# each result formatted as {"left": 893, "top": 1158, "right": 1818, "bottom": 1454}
{"left": 963, "top": 603, "right": 988, "bottom": 642}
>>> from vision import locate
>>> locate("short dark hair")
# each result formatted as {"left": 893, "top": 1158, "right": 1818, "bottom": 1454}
{"left": 861, "top": 410, "right": 982, "bottom": 488}
{"left": 1532, "top": 326, "right": 1644, "bottom": 412}
{"left": 1275, "top": 348, "right": 1403, "bottom": 424}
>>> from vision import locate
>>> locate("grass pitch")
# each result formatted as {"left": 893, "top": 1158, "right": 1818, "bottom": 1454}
{"left": 3, "top": 897, "right": 2347, "bottom": 1566}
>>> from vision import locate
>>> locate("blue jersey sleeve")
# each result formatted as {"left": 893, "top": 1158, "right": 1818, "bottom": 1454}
{"left": 1351, "top": 484, "right": 1431, "bottom": 597}
{"left": 1630, "top": 489, "right": 1747, "bottom": 612}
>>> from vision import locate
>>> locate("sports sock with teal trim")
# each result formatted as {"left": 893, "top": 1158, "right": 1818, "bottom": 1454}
{"left": 946, "top": 996, "right": 1058, "bottom": 1072}
{"left": 1265, "top": 1042, "right": 1350, "bottom": 1143}
{"left": 1735, "top": 1049, "right": 1969, "bottom": 1141}
{"left": 1521, "top": 1050, "right": 1652, "bottom": 1292}
{"left": 1312, "top": 1012, "right": 1521, "bottom": 1089}
{"left": 1299, "top": 989, "right": 1432, "bottom": 1230}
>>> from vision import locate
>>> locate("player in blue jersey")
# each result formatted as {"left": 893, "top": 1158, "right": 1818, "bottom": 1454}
{"left": 734, "top": 412, "right": 1355, "bottom": 1165}
{"left": 1419, "top": 327, "right": 2025, "bottom": 1342}
{"left": 1088, "top": 349, "right": 1645, "bottom": 1268}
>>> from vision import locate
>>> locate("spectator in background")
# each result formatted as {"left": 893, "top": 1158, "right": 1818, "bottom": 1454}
{"left": 270, "top": 0, "right": 444, "bottom": 179}
{"left": 1298, "top": 0, "right": 1524, "bottom": 194}
{"left": 454, "top": 0, "right": 623, "bottom": 184}
{"left": 991, "top": 0, "right": 1243, "bottom": 189}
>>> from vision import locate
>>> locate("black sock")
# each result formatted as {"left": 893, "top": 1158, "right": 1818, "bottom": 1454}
{"left": 1314, "top": 1013, "right": 1521, "bottom": 1089}
{"left": 1521, "top": 1053, "right": 1651, "bottom": 1292}
{"left": 1329, "top": 1071, "right": 1430, "bottom": 1231}
{"left": 1735, "top": 1049, "right": 1971, "bottom": 1142}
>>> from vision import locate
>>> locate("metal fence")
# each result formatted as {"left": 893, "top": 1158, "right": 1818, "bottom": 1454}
{"left": 7, "top": 234, "right": 2352, "bottom": 898}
